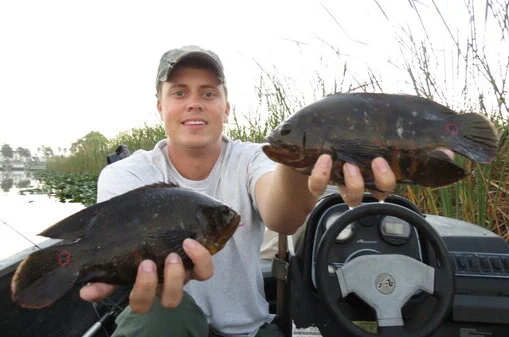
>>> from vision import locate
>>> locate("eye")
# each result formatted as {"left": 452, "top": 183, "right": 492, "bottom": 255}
{"left": 172, "top": 90, "right": 186, "bottom": 97}
{"left": 280, "top": 124, "right": 292, "bottom": 136}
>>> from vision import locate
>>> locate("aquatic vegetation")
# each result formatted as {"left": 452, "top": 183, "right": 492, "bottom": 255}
{"left": 28, "top": 171, "right": 97, "bottom": 206}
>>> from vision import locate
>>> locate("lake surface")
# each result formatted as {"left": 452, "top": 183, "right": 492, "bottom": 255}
{"left": 0, "top": 170, "right": 84, "bottom": 261}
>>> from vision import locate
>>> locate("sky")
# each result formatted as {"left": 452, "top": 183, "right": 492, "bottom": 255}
{"left": 0, "top": 0, "right": 505, "bottom": 155}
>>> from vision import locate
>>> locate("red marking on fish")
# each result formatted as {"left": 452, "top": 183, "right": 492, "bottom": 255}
{"left": 56, "top": 250, "right": 72, "bottom": 266}
{"left": 445, "top": 122, "right": 460, "bottom": 135}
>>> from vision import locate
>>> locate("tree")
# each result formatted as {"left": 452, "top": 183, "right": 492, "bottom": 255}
{"left": 42, "top": 146, "right": 54, "bottom": 159}
{"left": 16, "top": 147, "right": 32, "bottom": 159}
{"left": 70, "top": 131, "right": 108, "bottom": 154}
{"left": 1, "top": 144, "right": 13, "bottom": 159}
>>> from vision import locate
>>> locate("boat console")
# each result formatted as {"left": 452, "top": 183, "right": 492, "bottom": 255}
{"left": 287, "top": 193, "right": 509, "bottom": 337}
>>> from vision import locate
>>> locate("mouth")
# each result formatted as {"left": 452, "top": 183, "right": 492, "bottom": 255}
{"left": 205, "top": 214, "right": 241, "bottom": 255}
{"left": 182, "top": 118, "right": 207, "bottom": 126}
{"left": 262, "top": 144, "right": 306, "bottom": 165}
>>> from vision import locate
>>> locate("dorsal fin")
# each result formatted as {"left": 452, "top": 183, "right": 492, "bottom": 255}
{"left": 38, "top": 203, "right": 105, "bottom": 240}
{"left": 39, "top": 182, "right": 179, "bottom": 241}
{"left": 132, "top": 182, "right": 179, "bottom": 192}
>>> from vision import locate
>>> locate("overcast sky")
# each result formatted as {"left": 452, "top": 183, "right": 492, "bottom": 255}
{"left": 0, "top": 0, "right": 503, "bottom": 154}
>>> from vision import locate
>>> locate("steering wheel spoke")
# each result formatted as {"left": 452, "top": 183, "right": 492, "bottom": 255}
{"left": 334, "top": 254, "right": 435, "bottom": 327}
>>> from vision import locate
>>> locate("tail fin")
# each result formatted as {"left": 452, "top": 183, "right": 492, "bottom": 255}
{"left": 449, "top": 113, "right": 499, "bottom": 164}
{"left": 11, "top": 245, "right": 80, "bottom": 308}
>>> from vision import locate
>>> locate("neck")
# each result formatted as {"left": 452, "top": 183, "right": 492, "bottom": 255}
{"left": 167, "top": 139, "right": 223, "bottom": 181}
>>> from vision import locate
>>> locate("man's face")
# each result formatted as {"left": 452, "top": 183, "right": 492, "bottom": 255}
{"left": 157, "top": 66, "right": 230, "bottom": 150}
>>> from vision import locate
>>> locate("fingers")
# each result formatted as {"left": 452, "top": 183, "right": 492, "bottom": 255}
{"left": 338, "top": 163, "right": 364, "bottom": 207}
{"left": 129, "top": 260, "right": 158, "bottom": 313}
{"left": 160, "top": 239, "right": 213, "bottom": 308}
{"left": 81, "top": 242, "right": 214, "bottom": 313}
{"left": 160, "top": 253, "right": 185, "bottom": 308}
{"left": 370, "top": 157, "right": 396, "bottom": 201}
{"left": 337, "top": 158, "right": 396, "bottom": 206}
{"left": 436, "top": 147, "right": 454, "bottom": 160}
{"left": 80, "top": 282, "right": 117, "bottom": 302}
{"left": 308, "top": 154, "right": 332, "bottom": 196}
{"left": 183, "top": 238, "right": 214, "bottom": 281}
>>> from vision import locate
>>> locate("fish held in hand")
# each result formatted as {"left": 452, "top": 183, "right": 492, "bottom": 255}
{"left": 263, "top": 93, "right": 499, "bottom": 188}
{"left": 10, "top": 183, "right": 240, "bottom": 309}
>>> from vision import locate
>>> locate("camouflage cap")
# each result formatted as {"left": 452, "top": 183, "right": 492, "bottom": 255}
{"left": 155, "top": 45, "right": 225, "bottom": 92}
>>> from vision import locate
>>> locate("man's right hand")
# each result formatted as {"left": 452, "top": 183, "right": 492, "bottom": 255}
{"left": 79, "top": 238, "right": 214, "bottom": 313}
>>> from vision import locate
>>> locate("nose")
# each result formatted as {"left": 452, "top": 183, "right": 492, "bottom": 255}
{"left": 186, "top": 93, "right": 204, "bottom": 112}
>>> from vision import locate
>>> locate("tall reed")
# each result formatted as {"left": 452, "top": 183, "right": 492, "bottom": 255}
{"left": 44, "top": 0, "right": 508, "bottom": 239}
{"left": 389, "top": 0, "right": 509, "bottom": 237}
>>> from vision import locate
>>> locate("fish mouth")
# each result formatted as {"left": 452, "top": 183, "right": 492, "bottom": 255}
{"left": 262, "top": 144, "right": 307, "bottom": 167}
{"left": 205, "top": 214, "right": 241, "bottom": 255}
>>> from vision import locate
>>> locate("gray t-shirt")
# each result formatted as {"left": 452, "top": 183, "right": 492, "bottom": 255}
{"left": 97, "top": 136, "right": 276, "bottom": 336}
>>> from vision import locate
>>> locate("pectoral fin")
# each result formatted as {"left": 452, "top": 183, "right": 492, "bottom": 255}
{"left": 411, "top": 150, "right": 469, "bottom": 187}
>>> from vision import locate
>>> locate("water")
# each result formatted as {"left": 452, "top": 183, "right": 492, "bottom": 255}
{"left": 0, "top": 170, "right": 84, "bottom": 261}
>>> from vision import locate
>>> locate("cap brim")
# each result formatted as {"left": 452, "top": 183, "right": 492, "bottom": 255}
{"left": 159, "top": 51, "right": 225, "bottom": 84}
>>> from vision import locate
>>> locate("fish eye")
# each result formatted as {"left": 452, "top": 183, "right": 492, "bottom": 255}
{"left": 280, "top": 124, "right": 292, "bottom": 136}
{"left": 281, "top": 129, "right": 291, "bottom": 136}
{"left": 221, "top": 206, "right": 230, "bottom": 215}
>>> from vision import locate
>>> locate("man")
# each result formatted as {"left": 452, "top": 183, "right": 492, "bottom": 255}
{"left": 80, "top": 45, "right": 396, "bottom": 336}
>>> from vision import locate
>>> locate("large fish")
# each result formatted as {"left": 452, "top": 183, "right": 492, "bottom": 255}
{"left": 263, "top": 93, "right": 499, "bottom": 188}
{"left": 11, "top": 183, "right": 240, "bottom": 309}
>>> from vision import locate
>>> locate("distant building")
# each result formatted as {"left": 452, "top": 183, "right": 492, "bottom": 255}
{"left": 0, "top": 151, "right": 45, "bottom": 170}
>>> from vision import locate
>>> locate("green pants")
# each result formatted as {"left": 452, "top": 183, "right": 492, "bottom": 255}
{"left": 112, "top": 292, "right": 283, "bottom": 337}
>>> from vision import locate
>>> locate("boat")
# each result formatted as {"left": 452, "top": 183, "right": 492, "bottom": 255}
{"left": 1, "top": 191, "right": 509, "bottom": 336}
{"left": 1, "top": 145, "right": 508, "bottom": 336}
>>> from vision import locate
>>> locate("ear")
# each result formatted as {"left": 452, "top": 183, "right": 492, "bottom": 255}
{"left": 156, "top": 100, "right": 163, "bottom": 120}
{"left": 224, "top": 102, "right": 231, "bottom": 123}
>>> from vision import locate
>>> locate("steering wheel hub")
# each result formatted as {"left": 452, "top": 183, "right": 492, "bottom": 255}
{"left": 375, "top": 273, "right": 395, "bottom": 295}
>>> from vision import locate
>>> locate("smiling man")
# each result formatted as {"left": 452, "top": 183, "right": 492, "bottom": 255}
{"left": 80, "top": 45, "right": 396, "bottom": 337}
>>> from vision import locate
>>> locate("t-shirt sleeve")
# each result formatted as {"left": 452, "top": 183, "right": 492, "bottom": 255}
{"left": 96, "top": 164, "right": 147, "bottom": 203}
{"left": 247, "top": 145, "right": 276, "bottom": 211}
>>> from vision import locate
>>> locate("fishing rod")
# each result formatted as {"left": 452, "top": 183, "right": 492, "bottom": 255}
{"left": 0, "top": 217, "right": 42, "bottom": 250}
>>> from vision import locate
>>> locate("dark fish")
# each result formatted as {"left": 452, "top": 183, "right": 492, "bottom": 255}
{"left": 263, "top": 93, "right": 499, "bottom": 188}
{"left": 11, "top": 182, "right": 240, "bottom": 309}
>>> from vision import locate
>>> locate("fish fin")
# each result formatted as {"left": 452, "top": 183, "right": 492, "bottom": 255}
{"left": 448, "top": 113, "right": 499, "bottom": 164}
{"left": 11, "top": 245, "right": 80, "bottom": 308}
{"left": 39, "top": 182, "right": 180, "bottom": 240}
{"left": 147, "top": 229, "right": 196, "bottom": 269}
{"left": 333, "top": 140, "right": 387, "bottom": 167}
{"left": 134, "top": 182, "right": 180, "bottom": 191}
{"left": 413, "top": 150, "right": 469, "bottom": 187}
{"left": 38, "top": 203, "right": 105, "bottom": 240}
{"left": 400, "top": 94, "right": 460, "bottom": 117}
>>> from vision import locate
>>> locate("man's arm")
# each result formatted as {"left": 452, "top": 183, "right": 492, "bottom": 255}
{"left": 255, "top": 154, "right": 396, "bottom": 235}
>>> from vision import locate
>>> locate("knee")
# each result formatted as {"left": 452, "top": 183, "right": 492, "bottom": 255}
{"left": 113, "top": 292, "right": 208, "bottom": 337}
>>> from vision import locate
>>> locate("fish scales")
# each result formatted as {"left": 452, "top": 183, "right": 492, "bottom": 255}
{"left": 263, "top": 93, "right": 499, "bottom": 188}
{"left": 10, "top": 182, "right": 240, "bottom": 309}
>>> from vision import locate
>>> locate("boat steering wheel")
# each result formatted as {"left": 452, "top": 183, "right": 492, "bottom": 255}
{"left": 315, "top": 203, "right": 454, "bottom": 337}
